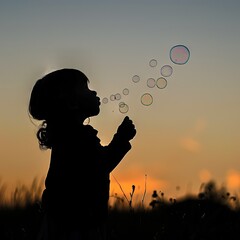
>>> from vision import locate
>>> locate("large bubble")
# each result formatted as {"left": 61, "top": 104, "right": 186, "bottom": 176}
{"left": 141, "top": 93, "right": 153, "bottom": 106}
{"left": 170, "top": 45, "right": 190, "bottom": 65}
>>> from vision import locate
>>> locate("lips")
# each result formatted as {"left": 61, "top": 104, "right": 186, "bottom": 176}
{"left": 97, "top": 97, "right": 101, "bottom": 105}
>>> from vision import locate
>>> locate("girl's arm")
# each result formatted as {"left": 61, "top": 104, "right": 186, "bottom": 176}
{"left": 101, "top": 116, "right": 136, "bottom": 172}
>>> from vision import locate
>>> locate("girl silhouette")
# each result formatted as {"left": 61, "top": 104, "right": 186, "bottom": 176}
{"left": 29, "top": 68, "right": 136, "bottom": 240}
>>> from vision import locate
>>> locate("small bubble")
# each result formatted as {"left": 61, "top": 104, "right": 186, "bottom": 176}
{"left": 147, "top": 78, "right": 156, "bottom": 88}
{"left": 132, "top": 75, "right": 140, "bottom": 83}
{"left": 160, "top": 65, "right": 173, "bottom": 77}
{"left": 102, "top": 97, "right": 108, "bottom": 104}
{"left": 149, "top": 59, "right": 157, "bottom": 67}
{"left": 110, "top": 94, "right": 115, "bottom": 101}
{"left": 122, "top": 88, "right": 129, "bottom": 95}
{"left": 115, "top": 93, "right": 121, "bottom": 100}
{"left": 119, "top": 102, "right": 125, "bottom": 107}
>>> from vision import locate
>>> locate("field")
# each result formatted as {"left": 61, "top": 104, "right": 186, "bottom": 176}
{"left": 1, "top": 179, "right": 240, "bottom": 240}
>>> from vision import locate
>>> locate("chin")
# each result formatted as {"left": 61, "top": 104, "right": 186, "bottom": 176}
{"left": 89, "top": 108, "right": 100, "bottom": 117}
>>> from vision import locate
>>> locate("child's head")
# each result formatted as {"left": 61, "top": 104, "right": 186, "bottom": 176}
{"left": 29, "top": 68, "right": 101, "bottom": 149}
{"left": 29, "top": 68, "right": 100, "bottom": 122}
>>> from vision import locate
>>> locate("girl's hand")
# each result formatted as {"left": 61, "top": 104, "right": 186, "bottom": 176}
{"left": 117, "top": 116, "right": 136, "bottom": 141}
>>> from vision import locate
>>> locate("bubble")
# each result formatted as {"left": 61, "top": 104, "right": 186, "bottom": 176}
{"left": 119, "top": 102, "right": 129, "bottom": 113}
{"left": 147, "top": 78, "right": 156, "bottom": 88}
{"left": 132, "top": 75, "right": 140, "bottom": 83}
{"left": 115, "top": 93, "right": 121, "bottom": 100}
{"left": 170, "top": 45, "right": 190, "bottom": 65}
{"left": 110, "top": 94, "right": 115, "bottom": 101}
{"left": 161, "top": 65, "right": 173, "bottom": 77}
{"left": 122, "top": 88, "right": 129, "bottom": 95}
{"left": 141, "top": 93, "right": 153, "bottom": 106}
{"left": 119, "top": 102, "right": 125, "bottom": 107}
{"left": 102, "top": 97, "right": 108, "bottom": 104}
{"left": 149, "top": 59, "right": 157, "bottom": 67}
{"left": 156, "top": 77, "right": 167, "bottom": 89}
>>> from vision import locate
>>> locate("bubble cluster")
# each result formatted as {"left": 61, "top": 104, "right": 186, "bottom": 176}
{"left": 101, "top": 44, "right": 189, "bottom": 112}
{"left": 110, "top": 93, "right": 121, "bottom": 101}
{"left": 170, "top": 45, "right": 190, "bottom": 65}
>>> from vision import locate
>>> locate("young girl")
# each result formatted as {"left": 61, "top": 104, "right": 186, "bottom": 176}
{"left": 29, "top": 68, "right": 136, "bottom": 240}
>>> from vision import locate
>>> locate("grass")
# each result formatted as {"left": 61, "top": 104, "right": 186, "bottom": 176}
{"left": 1, "top": 179, "right": 240, "bottom": 239}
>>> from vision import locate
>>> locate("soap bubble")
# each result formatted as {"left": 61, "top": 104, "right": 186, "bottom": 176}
{"left": 161, "top": 65, "right": 173, "bottom": 77}
{"left": 122, "top": 88, "right": 129, "bottom": 95}
{"left": 156, "top": 77, "right": 167, "bottom": 89}
{"left": 170, "top": 45, "right": 190, "bottom": 65}
{"left": 102, "top": 97, "right": 108, "bottom": 104}
{"left": 147, "top": 78, "right": 156, "bottom": 88}
{"left": 110, "top": 94, "right": 115, "bottom": 101}
{"left": 115, "top": 93, "right": 121, "bottom": 100}
{"left": 149, "top": 59, "right": 157, "bottom": 67}
{"left": 119, "top": 102, "right": 129, "bottom": 113}
{"left": 119, "top": 102, "right": 125, "bottom": 107}
{"left": 141, "top": 93, "right": 153, "bottom": 106}
{"left": 110, "top": 93, "right": 121, "bottom": 101}
{"left": 132, "top": 75, "right": 140, "bottom": 83}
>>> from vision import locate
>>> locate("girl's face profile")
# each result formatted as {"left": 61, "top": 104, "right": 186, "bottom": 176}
{"left": 75, "top": 80, "right": 101, "bottom": 118}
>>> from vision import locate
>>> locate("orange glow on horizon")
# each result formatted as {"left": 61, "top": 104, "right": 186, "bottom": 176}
{"left": 226, "top": 170, "right": 240, "bottom": 191}
{"left": 109, "top": 173, "right": 169, "bottom": 207}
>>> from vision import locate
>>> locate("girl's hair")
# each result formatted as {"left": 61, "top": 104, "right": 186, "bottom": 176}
{"left": 28, "top": 68, "right": 89, "bottom": 149}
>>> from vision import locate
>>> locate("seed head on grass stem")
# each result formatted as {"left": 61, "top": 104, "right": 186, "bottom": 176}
{"left": 111, "top": 174, "right": 136, "bottom": 209}
{"left": 129, "top": 185, "right": 135, "bottom": 208}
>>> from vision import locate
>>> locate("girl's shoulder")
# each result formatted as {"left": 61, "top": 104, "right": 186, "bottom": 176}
{"left": 70, "top": 124, "right": 100, "bottom": 144}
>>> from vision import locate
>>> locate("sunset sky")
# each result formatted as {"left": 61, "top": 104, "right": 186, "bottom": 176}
{"left": 1, "top": 0, "right": 240, "bottom": 205}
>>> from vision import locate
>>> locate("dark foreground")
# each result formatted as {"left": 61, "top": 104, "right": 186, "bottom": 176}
{"left": 1, "top": 197, "right": 240, "bottom": 240}
{"left": 1, "top": 180, "right": 240, "bottom": 240}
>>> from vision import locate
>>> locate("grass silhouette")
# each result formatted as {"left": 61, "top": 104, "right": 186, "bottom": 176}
{"left": 1, "top": 178, "right": 240, "bottom": 239}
